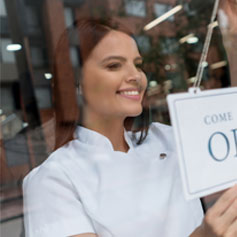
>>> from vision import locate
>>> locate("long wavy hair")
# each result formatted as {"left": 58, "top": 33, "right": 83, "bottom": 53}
{"left": 52, "top": 18, "right": 150, "bottom": 150}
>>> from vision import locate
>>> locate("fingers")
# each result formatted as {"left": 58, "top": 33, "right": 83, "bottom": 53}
{"left": 219, "top": 0, "right": 237, "bottom": 8}
{"left": 218, "top": 0, "right": 237, "bottom": 50}
{"left": 211, "top": 185, "right": 237, "bottom": 216}
{"left": 217, "top": 198, "right": 237, "bottom": 232}
{"left": 218, "top": 8, "right": 229, "bottom": 30}
{"left": 201, "top": 186, "right": 237, "bottom": 236}
{"left": 224, "top": 219, "right": 237, "bottom": 237}
{"left": 219, "top": 0, "right": 224, "bottom": 9}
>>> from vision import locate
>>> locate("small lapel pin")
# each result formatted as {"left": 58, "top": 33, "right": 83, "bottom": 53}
{"left": 159, "top": 153, "right": 167, "bottom": 160}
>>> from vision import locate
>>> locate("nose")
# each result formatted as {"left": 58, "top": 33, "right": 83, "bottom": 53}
{"left": 125, "top": 64, "right": 142, "bottom": 83}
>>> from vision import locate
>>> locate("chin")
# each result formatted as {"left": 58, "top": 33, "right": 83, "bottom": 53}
{"left": 126, "top": 107, "right": 143, "bottom": 117}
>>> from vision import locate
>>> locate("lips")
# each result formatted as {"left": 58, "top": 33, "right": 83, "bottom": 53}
{"left": 117, "top": 88, "right": 141, "bottom": 101}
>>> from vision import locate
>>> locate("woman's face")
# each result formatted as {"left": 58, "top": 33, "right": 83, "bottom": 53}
{"left": 81, "top": 30, "right": 147, "bottom": 122}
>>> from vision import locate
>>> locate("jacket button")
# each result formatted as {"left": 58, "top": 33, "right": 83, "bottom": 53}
{"left": 159, "top": 153, "right": 167, "bottom": 160}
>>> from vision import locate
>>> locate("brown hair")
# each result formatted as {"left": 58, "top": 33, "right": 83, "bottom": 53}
{"left": 52, "top": 18, "right": 150, "bottom": 150}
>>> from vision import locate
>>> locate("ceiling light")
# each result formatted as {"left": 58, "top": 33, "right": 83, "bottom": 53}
{"left": 165, "top": 64, "right": 171, "bottom": 71}
{"left": 187, "top": 36, "right": 199, "bottom": 44}
{"left": 44, "top": 73, "right": 53, "bottom": 80}
{"left": 188, "top": 77, "right": 197, "bottom": 83}
{"left": 210, "top": 61, "right": 227, "bottom": 70}
{"left": 22, "top": 122, "right": 28, "bottom": 128}
{"left": 171, "top": 64, "right": 177, "bottom": 69}
{"left": 179, "top": 33, "right": 195, "bottom": 44}
{"left": 144, "top": 5, "right": 183, "bottom": 31}
{"left": 6, "top": 44, "right": 22, "bottom": 51}
{"left": 149, "top": 80, "right": 158, "bottom": 87}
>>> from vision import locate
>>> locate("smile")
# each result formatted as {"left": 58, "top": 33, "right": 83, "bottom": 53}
{"left": 120, "top": 91, "right": 139, "bottom": 95}
{"left": 117, "top": 89, "right": 141, "bottom": 101}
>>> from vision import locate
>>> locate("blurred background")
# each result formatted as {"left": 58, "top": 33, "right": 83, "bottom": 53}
{"left": 0, "top": 0, "right": 234, "bottom": 236}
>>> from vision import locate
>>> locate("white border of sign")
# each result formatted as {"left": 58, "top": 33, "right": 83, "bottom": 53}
{"left": 167, "top": 87, "right": 237, "bottom": 200}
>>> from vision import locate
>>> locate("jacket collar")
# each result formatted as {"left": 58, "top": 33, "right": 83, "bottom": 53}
{"left": 74, "top": 126, "right": 134, "bottom": 152}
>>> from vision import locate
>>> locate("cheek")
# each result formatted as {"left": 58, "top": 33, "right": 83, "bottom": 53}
{"left": 82, "top": 72, "right": 118, "bottom": 101}
{"left": 140, "top": 74, "right": 148, "bottom": 102}
{"left": 83, "top": 83, "right": 105, "bottom": 102}
{"left": 142, "top": 74, "right": 148, "bottom": 90}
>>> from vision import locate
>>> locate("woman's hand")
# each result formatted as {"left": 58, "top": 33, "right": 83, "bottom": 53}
{"left": 191, "top": 185, "right": 237, "bottom": 237}
{"left": 218, "top": 0, "right": 237, "bottom": 37}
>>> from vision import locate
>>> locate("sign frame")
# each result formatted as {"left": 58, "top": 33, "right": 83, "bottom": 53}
{"left": 167, "top": 87, "right": 237, "bottom": 200}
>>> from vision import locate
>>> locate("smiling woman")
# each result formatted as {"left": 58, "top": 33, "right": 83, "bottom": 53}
{"left": 81, "top": 30, "right": 147, "bottom": 135}
{"left": 52, "top": 18, "right": 150, "bottom": 150}
{"left": 22, "top": 11, "right": 237, "bottom": 237}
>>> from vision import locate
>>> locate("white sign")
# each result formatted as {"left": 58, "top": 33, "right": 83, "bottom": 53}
{"left": 167, "top": 87, "right": 237, "bottom": 200}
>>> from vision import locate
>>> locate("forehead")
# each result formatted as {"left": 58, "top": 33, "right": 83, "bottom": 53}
{"left": 89, "top": 30, "right": 140, "bottom": 60}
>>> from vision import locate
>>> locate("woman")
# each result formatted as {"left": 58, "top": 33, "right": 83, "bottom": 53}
{"left": 23, "top": 1, "right": 237, "bottom": 236}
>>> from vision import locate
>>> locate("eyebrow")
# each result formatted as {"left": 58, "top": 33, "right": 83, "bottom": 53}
{"left": 101, "top": 56, "right": 143, "bottom": 64}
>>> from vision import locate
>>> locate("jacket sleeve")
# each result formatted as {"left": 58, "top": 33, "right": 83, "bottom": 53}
{"left": 23, "top": 163, "right": 96, "bottom": 237}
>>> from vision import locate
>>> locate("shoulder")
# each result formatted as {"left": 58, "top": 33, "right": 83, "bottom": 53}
{"left": 149, "top": 122, "right": 173, "bottom": 135}
{"left": 146, "top": 122, "right": 175, "bottom": 151}
{"left": 23, "top": 144, "right": 75, "bottom": 193}
{"left": 131, "top": 122, "right": 176, "bottom": 156}
{"left": 23, "top": 145, "right": 96, "bottom": 236}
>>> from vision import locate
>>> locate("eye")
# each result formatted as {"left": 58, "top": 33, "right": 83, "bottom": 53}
{"left": 106, "top": 63, "right": 122, "bottom": 70}
{"left": 135, "top": 63, "right": 144, "bottom": 72}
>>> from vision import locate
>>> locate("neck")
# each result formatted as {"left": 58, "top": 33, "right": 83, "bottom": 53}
{"left": 82, "top": 110, "right": 129, "bottom": 152}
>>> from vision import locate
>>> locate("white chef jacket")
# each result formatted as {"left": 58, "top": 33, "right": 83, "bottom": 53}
{"left": 23, "top": 122, "right": 204, "bottom": 237}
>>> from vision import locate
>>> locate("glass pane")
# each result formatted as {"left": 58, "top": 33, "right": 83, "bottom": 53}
{"left": 34, "top": 87, "right": 52, "bottom": 109}
{"left": 0, "top": 0, "right": 236, "bottom": 235}
{"left": 64, "top": 7, "right": 74, "bottom": 27}
{"left": 0, "top": 0, "right": 7, "bottom": 16}
{"left": 154, "top": 3, "right": 174, "bottom": 21}
{"left": 0, "top": 38, "right": 16, "bottom": 63}
{"left": 125, "top": 0, "right": 146, "bottom": 17}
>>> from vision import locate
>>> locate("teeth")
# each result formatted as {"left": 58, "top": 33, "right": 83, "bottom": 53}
{"left": 120, "top": 91, "right": 139, "bottom": 95}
